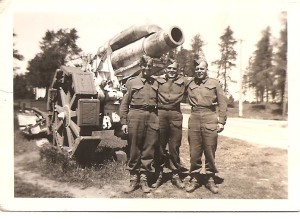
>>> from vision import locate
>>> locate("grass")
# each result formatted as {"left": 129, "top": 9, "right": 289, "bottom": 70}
{"left": 14, "top": 176, "right": 73, "bottom": 198}
{"left": 14, "top": 127, "right": 288, "bottom": 199}
{"left": 226, "top": 102, "right": 287, "bottom": 120}
{"left": 13, "top": 99, "right": 288, "bottom": 198}
{"left": 210, "top": 136, "right": 287, "bottom": 199}
{"left": 32, "top": 144, "right": 128, "bottom": 189}
{"left": 14, "top": 114, "right": 42, "bottom": 156}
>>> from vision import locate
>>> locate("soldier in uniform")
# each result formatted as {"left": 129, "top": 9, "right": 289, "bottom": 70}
{"left": 119, "top": 55, "right": 159, "bottom": 194}
{"left": 185, "top": 59, "right": 227, "bottom": 194}
{"left": 152, "top": 60, "right": 186, "bottom": 189}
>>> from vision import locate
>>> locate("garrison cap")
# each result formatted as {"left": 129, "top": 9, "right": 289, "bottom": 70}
{"left": 167, "top": 62, "right": 178, "bottom": 69}
{"left": 165, "top": 58, "right": 178, "bottom": 68}
{"left": 194, "top": 59, "right": 208, "bottom": 67}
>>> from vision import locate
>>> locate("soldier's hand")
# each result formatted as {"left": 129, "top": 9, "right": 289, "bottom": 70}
{"left": 217, "top": 123, "right": 224, "bottom": 133}
{"left": 122, "top": 124, "right": 128, "bottom": 134}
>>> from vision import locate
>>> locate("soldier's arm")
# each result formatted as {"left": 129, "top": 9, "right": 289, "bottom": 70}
{"left": 119, "top": 81, "right": 131, "bottom": 126}
{"left": 183, "top": 76, "right": 193, "bottom": 85}
{"left": 183, "top": 76, "right": 193, "bottom": 98}
{"left": 215, "top": 81, "right": 228, "bottom": 125}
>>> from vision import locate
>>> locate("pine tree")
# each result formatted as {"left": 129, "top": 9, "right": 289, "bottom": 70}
{"left": 212, "top": 26, "right": 237, "bottom": 93}
{"left": 250, "top": 27, "right": 273, "bottom": 103}
{"left": 176, "top": 46, "right": 193, "bottom": 76}
{"left": 274, "top": 13, "right": 287, "bottom": 114}
{"left": 190, "top": 34, "right": 206, "bottom": 60}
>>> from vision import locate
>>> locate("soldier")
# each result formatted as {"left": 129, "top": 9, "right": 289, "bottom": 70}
{"left": 119, "top": 55, "right": 159, "bottom": 194}
{"left": 185, "top": 59, "right": 227, "bottom": 194}
{"left": 152, "top": 60, "right": 186, "bottom": 190}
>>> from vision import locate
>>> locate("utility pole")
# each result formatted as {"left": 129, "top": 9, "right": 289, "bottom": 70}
{"left": 238, "top": 39, "right": 244, "bottom": 117}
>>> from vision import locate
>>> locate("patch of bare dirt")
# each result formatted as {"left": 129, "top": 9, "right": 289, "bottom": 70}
{"left": 14, "top": 150, "right": 129, "bottom": 198}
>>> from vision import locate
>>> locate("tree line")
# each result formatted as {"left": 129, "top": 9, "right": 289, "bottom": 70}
{"left": 13, "top": 15, "right": 287, "bottom": 113}
{"left": 244, "top": 13, "right": 287, "bottom": 105}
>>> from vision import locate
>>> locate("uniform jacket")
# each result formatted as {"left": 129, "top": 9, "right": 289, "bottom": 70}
{"left": 156, "top": 75, "right": 185, "bottom": 109}
{"left": 119, "top": 73, "right": 158, "bottom": 125}
{"left": 186, "top": 77, "right": 227, "bottom": 124}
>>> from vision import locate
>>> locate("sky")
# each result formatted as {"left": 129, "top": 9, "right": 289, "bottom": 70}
{"left": 2, "top": 0, "right": 296, "bottom": 98}
{"left": 11, "top": 0, "right": 287, "bottom": 70}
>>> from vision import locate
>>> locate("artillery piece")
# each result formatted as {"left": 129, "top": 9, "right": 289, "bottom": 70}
{"left": 46, "top": 23, "right": 184, "bottom": 162}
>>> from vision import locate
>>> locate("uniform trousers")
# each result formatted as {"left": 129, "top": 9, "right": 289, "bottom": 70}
{"left": 156, "top": 109, "right": 183, "bottom": 172}
{"left": 188, "top": 108, "right": 219, "bottom": 176}
{"left": 126, "top": 109, "right": 159, "bottom": 173}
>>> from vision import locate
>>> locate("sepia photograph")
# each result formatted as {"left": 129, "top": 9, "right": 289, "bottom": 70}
{"left": 1, "top": 0, "right": 299, "bottom": 212}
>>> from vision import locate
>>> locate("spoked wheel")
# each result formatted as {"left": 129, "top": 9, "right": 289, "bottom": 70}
{"left": 48, "top": 66, "right": 101, "bottom": 164}
{"left": 52, "top": 84, "right": 78, "bottom": 154}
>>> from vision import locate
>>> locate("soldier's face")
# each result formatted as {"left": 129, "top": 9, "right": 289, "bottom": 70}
{"left": 142, "top": 61, "right": 153, "bottom": 77}
{"left": 195, "top": 62, "right": 208, "bottom": 80}
{"left": 166, "top": 66, "right": 178, "bottom": 79}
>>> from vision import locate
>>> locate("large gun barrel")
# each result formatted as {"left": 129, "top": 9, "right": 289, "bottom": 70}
{"left": 110, "top": 26, "right": 184, "bottom": 70}
{"left": 108, "top": 24, "right": 162, "bottom": 52}
{"left": 96, "top": 24, "right": 184, "bottom": 80}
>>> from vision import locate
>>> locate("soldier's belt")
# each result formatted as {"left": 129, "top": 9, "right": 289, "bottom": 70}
{"left": 158, "top": 106, "right": 180, "bottom": 111}
{"left": 130, "top": 105, "right": 157, "bottom": 112}
{"left": 191, "top": 105, "right": 216, "bottom": 112}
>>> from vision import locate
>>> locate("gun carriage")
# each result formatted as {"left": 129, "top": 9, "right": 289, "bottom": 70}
{"left": 46, "top": 24, "right": 185, "bottom": 162}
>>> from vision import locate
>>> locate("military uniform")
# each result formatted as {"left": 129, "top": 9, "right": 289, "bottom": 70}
{"left": 119, "top": 73, "right": 159, "bottom": 192}
{"left": 154, "top": 75, "right": 186, "bottom": 188}
{"left": 186, "top": 76, "right": 227, "bottom": 191}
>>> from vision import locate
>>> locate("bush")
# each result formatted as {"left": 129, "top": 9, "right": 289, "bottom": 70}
{"left": 251, "top": 104, "right": 266, "bottom": 110}
{"left": 226, "top": 93, "right": 235, "bottom": 108}
{"left": 13, "top": 75, "right": 35, "bottom": 99}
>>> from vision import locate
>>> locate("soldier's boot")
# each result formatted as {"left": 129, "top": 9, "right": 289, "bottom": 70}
{"left": 185, "top": 177, "right": 200, "bottom": 193}
{"left": 140, "top": 172, "right": 151, "bottom": 193}
{"left": 171, "top": 173, "right": 185, "bottom": 189}
{"left": 152, "top": 171, "right": 163, "bottom": 188}
{"left": 124, "top": 172, "right": 139, "bottom": 194}
{"left": 205, "top": 175, "right": 219, "bottom": 194}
